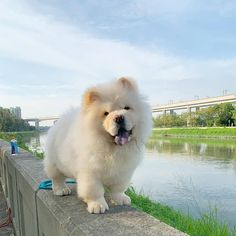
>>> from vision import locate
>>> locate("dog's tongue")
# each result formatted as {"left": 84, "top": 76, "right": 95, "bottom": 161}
{"left": 115, "top": 130, "right": 129, "bottom": 145}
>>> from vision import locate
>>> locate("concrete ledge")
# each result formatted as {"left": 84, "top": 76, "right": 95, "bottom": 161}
{"left": 0, "top": 140, "right": 188, "bottom": 236}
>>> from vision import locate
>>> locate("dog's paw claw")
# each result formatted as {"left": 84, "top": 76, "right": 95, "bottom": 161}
{"left": 53, "top": 185, "right": 71, "bottom": 196}
{"left": 87, "top": 199, "right": 109, "bottom": 214}
{"left": 112, "top": 193, "right": 131, "bottom": 206}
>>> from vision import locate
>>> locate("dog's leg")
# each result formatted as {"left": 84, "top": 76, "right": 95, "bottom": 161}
{"left": 77, "top": 175, "right": 109, "bottom": 214}
{"left": 110, "top": 183, "right": 131, "bottom": 206}
{"left": 45, "top": 163, "right": 71, "bottom": 196}
{"left": 51, "top": 174, "right": 72, "bottom": 196}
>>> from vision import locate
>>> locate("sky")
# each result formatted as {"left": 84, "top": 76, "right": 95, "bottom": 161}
{"left": 1, "top": 0, "right": 236, "bottom": 118}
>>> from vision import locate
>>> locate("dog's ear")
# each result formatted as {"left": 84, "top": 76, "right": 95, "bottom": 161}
{"left": 82, "top": 87, "right": 100, "bottom": 108}
{"left": 117, "top": 77, "right": 137, "bottom": 90}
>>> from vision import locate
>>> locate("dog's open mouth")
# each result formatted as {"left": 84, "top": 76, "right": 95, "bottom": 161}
{"left": 114, "top": 128, "right": 132, "bottom": 145}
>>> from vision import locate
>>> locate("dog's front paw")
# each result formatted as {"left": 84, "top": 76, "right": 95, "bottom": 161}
{"left": 111, "top": 193, "right": 131, "bottom": 206}
{"left": 87, "top": 198, "right": 109, "bottom": 214}
{"left": 53, "top": 184, "right": 72, "bottom": 196}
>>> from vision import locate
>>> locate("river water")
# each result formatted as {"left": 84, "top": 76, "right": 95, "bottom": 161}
{"left": 26, "top": 132, "right": 236, "bottom": 228}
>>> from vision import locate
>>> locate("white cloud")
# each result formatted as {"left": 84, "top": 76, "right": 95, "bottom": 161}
{"left": 0, "top": 0, "right": 236, "bottom": 117}
{"left": 0, "top": 0, "right": 196, "bottom": 83}
{"left": 1, "top": 0, "right": 236, "bottom": 84}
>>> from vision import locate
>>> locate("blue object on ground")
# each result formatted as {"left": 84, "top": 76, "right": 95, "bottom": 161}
{"left": 38, "top": 179, "right": 76, "bottom": 190}
{"left": 10, "top": 139, "right": 19, "bottom": 154}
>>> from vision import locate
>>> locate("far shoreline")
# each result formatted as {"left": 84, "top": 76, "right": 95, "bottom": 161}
{"left": 151, "top": 127, "right": 236, "bottom": 139}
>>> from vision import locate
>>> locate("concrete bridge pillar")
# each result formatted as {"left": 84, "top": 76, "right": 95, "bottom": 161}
{"left": 170, "top": 109, "right": 174, "bottom": 115}
{"left": 163, "top": 110, "right": 167, "bottom": 116}
{"left": 35, "top": 120, "right": 40, "bottom": 130}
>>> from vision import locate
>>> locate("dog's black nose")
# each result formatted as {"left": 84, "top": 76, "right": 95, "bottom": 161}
{"left": 115, "top": 115, "right": 125, "bottom": 125}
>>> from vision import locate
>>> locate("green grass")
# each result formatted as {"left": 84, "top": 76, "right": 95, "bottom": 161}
{"left": 152, "top": 127, "right": 236, "bottom": 139}
{"left": 126, "top": 188, "right": 236, "bottom": 236}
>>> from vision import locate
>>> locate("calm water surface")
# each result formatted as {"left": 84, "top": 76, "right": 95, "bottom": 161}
{"left": 26, "top": 133, "right": 236, "bottom": 228}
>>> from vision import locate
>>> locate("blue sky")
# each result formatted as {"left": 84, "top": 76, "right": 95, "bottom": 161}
{"left": 1, "top": 0, "right": 236, "bottom": 118}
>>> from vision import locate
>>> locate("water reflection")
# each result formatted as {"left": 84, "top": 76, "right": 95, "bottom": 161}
{"left": 133, "top": 138, "right": 236, "bottom": 228}
{"left": 147, "top": 138, "right": 236, "bottom": 162}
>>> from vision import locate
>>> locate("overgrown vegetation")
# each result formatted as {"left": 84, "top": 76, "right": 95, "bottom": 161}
{"left": 0, "top": 107, "right": 34, "bottom": 132}
{"left": 154, "top": 103, "right": 236, "bottom": 128}
{"left": 126, "top": 188, "right": 236, "bottom": 236}
{"left": 151, "top": 127, "right": 236, "bottom": 138}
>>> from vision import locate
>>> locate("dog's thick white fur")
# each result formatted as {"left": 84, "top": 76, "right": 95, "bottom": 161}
{"left": 44, "top": 77, "right": 152, "bottom": 214}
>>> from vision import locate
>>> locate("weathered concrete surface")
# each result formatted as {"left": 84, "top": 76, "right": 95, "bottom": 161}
{"left": 0, "top": 139, "right": 189, "bottom": 236}
{"left": 0, "top": 183, "right": 14, "bottom": 236}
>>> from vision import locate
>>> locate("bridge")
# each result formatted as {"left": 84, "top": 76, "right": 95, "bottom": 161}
{"left": 24, "top": 93, "right": 236, "bottom": 129}
{"left": 24, "top": 116, "right": 59, "bottom": 130}
{"left": 152, "top": 93, "right": 236, "bottom": 115}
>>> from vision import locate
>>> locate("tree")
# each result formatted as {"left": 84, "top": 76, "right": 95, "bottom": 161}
{"left": 232, "top": 106, "right": 236, "bottom": 126}
{"left": 214, "top": 103, "right": 235, "bottom": 126}
{"left": 154, "top": 113, "right": 186, "bottom": 128}
{"left": 153, "top": 103, "right": 236, "bottom": 128}
{"left": 0, "top": 107, "right": 34, "bottom": 132}
{"left": 195, "top": 106, "right": 217, "bottom": 127}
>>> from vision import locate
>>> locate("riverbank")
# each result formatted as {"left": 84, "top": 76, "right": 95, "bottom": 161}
{"left": 127, "top": 188, "right": 236, "bottom": 236}
{"left": 0, "top": 131, "right": 44, "bottom": 159}
{"left": 0, "top": 130, "right": 38, "bottom": 148}
{"left": 152, "top": 127, "right": 236, "bottom": 139}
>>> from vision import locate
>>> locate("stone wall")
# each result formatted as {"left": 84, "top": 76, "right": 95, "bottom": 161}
{"left": 0, "top": 140, "right": 188, "bottom": 236}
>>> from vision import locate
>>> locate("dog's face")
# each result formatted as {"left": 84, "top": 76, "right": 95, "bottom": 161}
{"left": 82, "top": 78, "right": 141, "bottom": 146}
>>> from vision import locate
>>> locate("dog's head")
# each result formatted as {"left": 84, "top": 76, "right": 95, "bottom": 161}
{"left": 81, "top": 77, "right": 151, "bottom": 146}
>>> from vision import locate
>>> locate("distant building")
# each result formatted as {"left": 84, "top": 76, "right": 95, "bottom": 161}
{"left": 10, "top": 106, "right": 22, "bottom": 119}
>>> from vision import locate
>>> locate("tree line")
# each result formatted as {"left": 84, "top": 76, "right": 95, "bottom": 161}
{"left": 0, "top": 107, "right": 35, "bottom": 132}
{"left": 153, "top": 103, "right": 236, "bottom": 128}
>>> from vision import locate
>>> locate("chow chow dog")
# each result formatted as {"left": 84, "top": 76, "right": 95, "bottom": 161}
{"left": 44, "top": 77, "right": 152, "bottom": 213}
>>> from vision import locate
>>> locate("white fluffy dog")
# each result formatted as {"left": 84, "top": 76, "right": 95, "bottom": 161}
{"left": 44, "top": 77, "right": 152, "bottom": 214}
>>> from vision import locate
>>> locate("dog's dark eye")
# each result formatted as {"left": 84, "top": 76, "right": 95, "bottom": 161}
{"left": 104, "top": 111, "right": 109, "bottom": 116}
{"left": 124, "top": 106, "right": 130, "bottom": 110}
